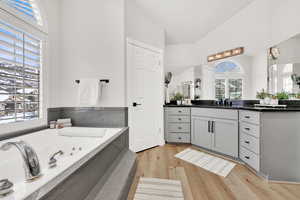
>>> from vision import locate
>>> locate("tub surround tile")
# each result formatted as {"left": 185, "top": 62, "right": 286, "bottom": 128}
{"left": 84, "top": 150, "right": 137, "bottom": 200}
{"left": 48, "top": 107, "right": 128, "bottom": 127}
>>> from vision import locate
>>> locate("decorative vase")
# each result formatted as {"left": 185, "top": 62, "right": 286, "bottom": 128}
{"left": 177, "top": 100, "right": 182, "bottom": 105}
{"left": 270, "top": 99, "right": 278, "bottom": 105}
{"left": 259, "top": 99, "right": 264, "bottom": 105}
{"left": 264, "top": 97, "right": 271, "bottom": 105}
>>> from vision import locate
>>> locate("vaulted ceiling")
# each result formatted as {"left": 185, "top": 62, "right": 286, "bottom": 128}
{"left": 133, "top": 0, "right": 254, "bottom": 44}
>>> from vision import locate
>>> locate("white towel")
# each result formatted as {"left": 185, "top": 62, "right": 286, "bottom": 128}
{"left": 57, "top": 118, "right": 71, "bottom": 124}
{"left": 78, "top": 79, "right": 101, "bottom": 106}
{"left": 57, "top": 127, "right": 107, "bottom": 138}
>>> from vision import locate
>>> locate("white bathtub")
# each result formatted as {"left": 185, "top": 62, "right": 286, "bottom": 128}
{"left": 0, "top": 127, "right": 125, "bottom": 200}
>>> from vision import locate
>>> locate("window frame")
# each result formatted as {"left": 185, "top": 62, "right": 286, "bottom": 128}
{"left": 0, "top": 5, "right": 48, "bottom": 135}
{"left": 0, "top": 21, "right": 42, "bottom": 124}
{"left": 214, "top": 60, "right": 245, "bottom": 100}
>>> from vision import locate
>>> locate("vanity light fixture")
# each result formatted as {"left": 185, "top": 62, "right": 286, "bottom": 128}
{"left": 207, "top": 47, "right": 244, "bottom": 62}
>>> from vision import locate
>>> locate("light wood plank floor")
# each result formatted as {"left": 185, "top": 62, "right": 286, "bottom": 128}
{"left": 127, "top": 144, "right": 300, "bottom": 200}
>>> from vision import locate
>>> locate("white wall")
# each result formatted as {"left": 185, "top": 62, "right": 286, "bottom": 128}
{"left": 165, "top": 44, "right": 201, "bottom": 72}
{"left": 41, "top": 0, "right": 61, "bottom": 108}
{"left": 271, "top": 0, "right": 300, "bottom": 46}
{"left": 52, "top": 0, "right": 126, "bottom": 107}
{"left": 196, "top": 0, "right": 271, "bottom": 61}
{"left": 125, "top": 0, "right": 165, "bottom": 49}
{"left": 251, "top": 51, "right": 268, "bottom": 97}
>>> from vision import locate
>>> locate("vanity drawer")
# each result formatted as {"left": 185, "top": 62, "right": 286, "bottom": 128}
{"left": 239, "top": 111, "right": 260, "bottom": 125}
{"left": 240, "top": 147, "right": 260, "bottom": 171}
{"left": 191, "top": 108, "right": 238, "bottom": 120}
{"left": 240, "top": 132, "right": 260, "bottom": 154}
{"left": 166, "top": 107, "right": 190, "bottom": 115}
{"left": 167, "top": 133, "right": 190, "bottom": 143}
{"left": 167, "top": 123, "right": 190, "bottom": 132}
{"left": 240, "top": 122, "right": 260, "bottom": 138}
{"left": 168, "top": 115, "right": 190, "bottom": 123}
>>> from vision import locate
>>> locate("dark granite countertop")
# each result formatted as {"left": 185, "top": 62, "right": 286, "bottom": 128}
{"left": 164, "top": 104, "right": 300, "bottom": 112}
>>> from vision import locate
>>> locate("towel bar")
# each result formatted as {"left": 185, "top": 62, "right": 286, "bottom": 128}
{"left": 75, "top": 79, "right": 109, "bottom": 84}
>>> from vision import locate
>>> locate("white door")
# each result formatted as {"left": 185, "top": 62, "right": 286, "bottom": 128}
{"left": 127, "top": 39, "right": 164, "bottom": 152}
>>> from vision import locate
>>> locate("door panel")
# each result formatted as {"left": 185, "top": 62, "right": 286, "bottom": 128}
{"left": 191, "top": 116, "right": 212, "bottom": 149}
{"left": 127, "top": 41, "right": 163, "bottom": 152}
{"left": 213, "top": 119, "right": 238, "bottom": 157}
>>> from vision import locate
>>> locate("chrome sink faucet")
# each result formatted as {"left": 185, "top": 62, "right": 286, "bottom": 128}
{"left": 0, "top": 141, "right": 42, "bottom": 181}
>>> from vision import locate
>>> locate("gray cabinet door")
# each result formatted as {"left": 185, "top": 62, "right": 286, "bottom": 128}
{"left": 191, "top": 116, "right": 212, "bottom": 149}
{"left": 212, "top": 119, "right": 238, "bottom": 157}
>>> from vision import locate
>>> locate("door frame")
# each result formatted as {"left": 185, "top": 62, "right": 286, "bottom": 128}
{"left": 126, "top": 38, "right": 165, "bottom": 152}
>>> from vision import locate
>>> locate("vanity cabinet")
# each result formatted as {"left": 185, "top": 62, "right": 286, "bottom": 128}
{"left": 191, "top": 116, "right": 211, "bottom": 149}
{"left": 164, "top": 107, "right": 191, "bottom": 143}
{"left": 191, "top": 108, "right": 238, "bottom": 157}
{"left": 239, "top": 110, "right": 261, "bottom": 171}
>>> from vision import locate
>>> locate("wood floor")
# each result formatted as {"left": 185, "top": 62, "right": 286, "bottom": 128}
{"left": 127, "top": 144, "right": 300, "bottom": 200}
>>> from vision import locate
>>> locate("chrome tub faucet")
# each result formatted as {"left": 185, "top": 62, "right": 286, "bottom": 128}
{"left": 0, "top": 141, "right": 42, "bottom": 181}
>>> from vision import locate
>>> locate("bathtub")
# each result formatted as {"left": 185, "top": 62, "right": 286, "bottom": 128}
{"left": 0, "top": 127, "right": 126, "bottom": 200}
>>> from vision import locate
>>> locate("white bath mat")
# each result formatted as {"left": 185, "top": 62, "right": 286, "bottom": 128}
{"left": 175, "top": 148, "right": 236, "bottom": 177}
{"left": 134, "top": 177, "right": 184, "bottom": 200}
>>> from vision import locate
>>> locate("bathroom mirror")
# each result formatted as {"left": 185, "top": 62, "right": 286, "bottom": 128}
{"left": 167, "top": 66, "right": 202, "bottom": 100}
{"left": 268, "top": 34, "right": 300, "bottom": 96}
{"left": 167, "top": 53, "right": 265, "bottom": 100}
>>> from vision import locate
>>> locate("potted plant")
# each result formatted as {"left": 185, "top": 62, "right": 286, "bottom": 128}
{"left": 276, "top": 91, "right": 289, "bottom": 100}
{"left": 296, "top": 93, "right": 300, "bottom": 100}
{"left": 173, "top": 92, "right": 184, "bottom": 105}
{"left": 256, "top": 89, "right": 270, "bottom": 104}
{"left": 289, "top": 93, "right": 297, "bottom": 100}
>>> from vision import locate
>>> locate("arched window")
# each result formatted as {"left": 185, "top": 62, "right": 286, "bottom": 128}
{"left": 214, "top": 61, "right": 244, "bottom": 100}
{"left": 2, "top": 0, "right": 43, "bottom": 26}
{"left": 215, "top": 61, "right": 241, "bottom": 73}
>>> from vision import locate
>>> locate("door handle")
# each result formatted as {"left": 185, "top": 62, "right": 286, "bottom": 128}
{"left": 208, "top": 121, "right": 211, "bottom": 133}
{"left": 132, "top": 102, "right": 142, "bottom": 107}
{"left": 211, "top": 121, "right": 215, "bottom": 133}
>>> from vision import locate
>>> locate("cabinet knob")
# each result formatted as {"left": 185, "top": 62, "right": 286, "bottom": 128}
{"left": 178, "top": 118, "right": 182, "bottom": 121}
{"left": 245, "top": 116, "right": 250, "bottom": 119}
{"left": 245, "top": 128, "right": 250, "bottom": 131}
{"left": 178, "top": 137, "right": 182, "bottom": 140}
{"left": 178, "top": 110, "right": 182, "bottom": 113}
{"left": 178, "top": 127, "right": 182, "bottom": 130}
{"left": 244, "top": 141, "right": 250, "bottom": 144}
{"left": 244, "top": 156, "right": 250, "bottom": 160}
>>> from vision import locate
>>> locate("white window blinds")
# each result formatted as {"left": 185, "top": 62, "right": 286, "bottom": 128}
{"left": 3, "top": 0, "right": 42, "bottom": 25}
{"left": 0, "top": 21, "right": 41, "bottom": 124}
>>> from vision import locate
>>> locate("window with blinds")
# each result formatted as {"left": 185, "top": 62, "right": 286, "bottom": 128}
{"left": 2, "top": 0, "right": 42, "bottom": 25}
{"left": 0, "top": 21, "right": 41, "bottom": 124}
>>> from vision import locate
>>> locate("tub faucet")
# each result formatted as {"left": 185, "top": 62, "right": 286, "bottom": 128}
{"left": 0, "top": 141, "right": 42, "bottom": 181}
